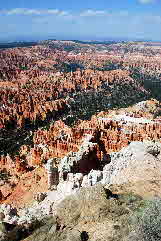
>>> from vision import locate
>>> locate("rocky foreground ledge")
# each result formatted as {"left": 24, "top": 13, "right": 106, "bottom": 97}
{"left": 0, "top": 140, "right": 161, "bottom": 240}
{"left": 0, "top": 183, "right": 161, "bottom": 241}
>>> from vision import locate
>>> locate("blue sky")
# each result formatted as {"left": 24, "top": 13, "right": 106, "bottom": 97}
{"left": 0, "top": 0, "right": 161, "bottom": 41}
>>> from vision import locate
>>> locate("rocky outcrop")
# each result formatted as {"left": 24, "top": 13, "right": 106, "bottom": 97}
{"left": 20, "top": 183, "right": 160, "bottom": 241}
{"left": 102, "top": 141, "right": 161, "bottom": 185}
{"left": 58, "top": 134, "right": 99, "bottom": 175}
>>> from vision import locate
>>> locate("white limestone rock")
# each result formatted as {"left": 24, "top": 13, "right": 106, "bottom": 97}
{"left": 102, "top": 141, "right": 161, "bottom": 185}
{"left": 81, "top": 175, "right": 89, "bottom": 187}
{"left": 87, "top": 170, "right": 103, "bottom": 186}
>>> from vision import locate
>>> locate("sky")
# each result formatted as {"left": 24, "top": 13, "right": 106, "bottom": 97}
{"left": 0, "top": 0, "right": 161, "bottom": 41}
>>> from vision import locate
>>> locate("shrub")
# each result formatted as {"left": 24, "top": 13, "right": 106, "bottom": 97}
{"left": 0, "top": 169, "right": 11, "bottom": 181}
{"left": 140, "top": 197, "right": 161, "bottom": 241}
{"left": 128, "top": 197, "right": 161, "bottom": 241}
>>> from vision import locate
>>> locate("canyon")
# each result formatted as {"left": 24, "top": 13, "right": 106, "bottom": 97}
{"left": 0, "top": 40, "right": 161, "bottom": 241}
